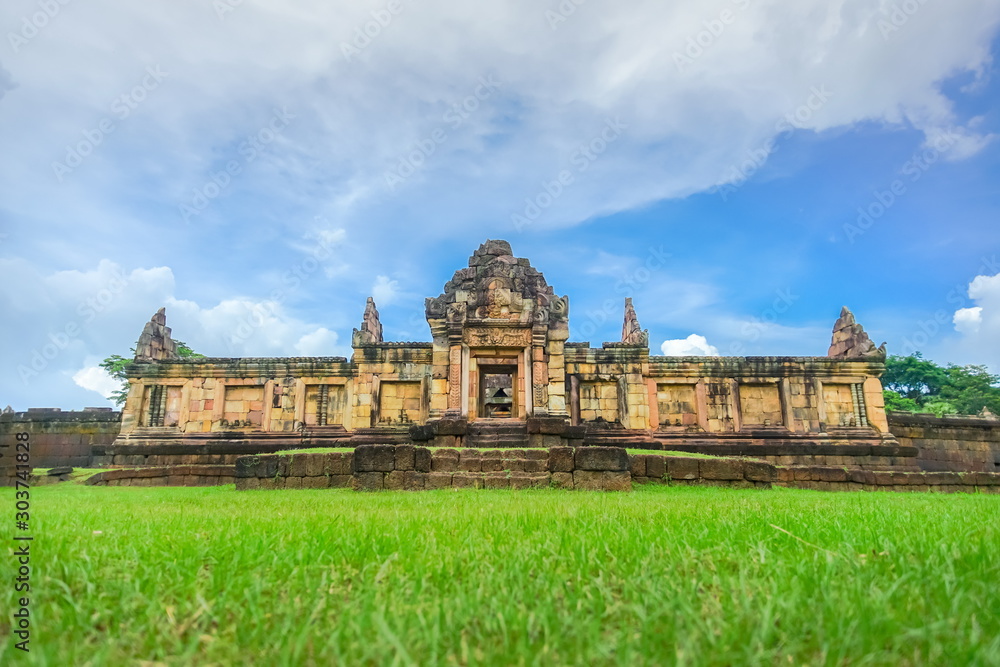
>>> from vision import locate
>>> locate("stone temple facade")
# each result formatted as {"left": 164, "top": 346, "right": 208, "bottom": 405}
{"left": 115, "top": 240, "right": 899, "bottom": 464}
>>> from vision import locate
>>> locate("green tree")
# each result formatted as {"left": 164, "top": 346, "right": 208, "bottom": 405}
{"left": 99, "top": 341, "right": 204, "bottom": 407}
{"left": 882, "top": 354, "right": 1000, "bottom": 417}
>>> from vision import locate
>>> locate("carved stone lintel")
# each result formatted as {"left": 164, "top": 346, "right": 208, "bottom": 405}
{"left": 134, "top": 307, "right": 179, "bottom": 362}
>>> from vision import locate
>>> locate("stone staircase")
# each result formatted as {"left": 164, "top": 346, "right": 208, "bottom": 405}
{"left": 466, "top": 420, "right": 530, "bottom": 449}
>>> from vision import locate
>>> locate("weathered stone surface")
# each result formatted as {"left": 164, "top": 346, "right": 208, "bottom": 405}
{"left": 573, "top": 470, "right": 603, "bottom": 490}
{"left": 328, "top": 474, "right": 352, "bottom": 488}
{"left": 699, "top": 459, "right": 744, "bottom": 481}
{"left": 414, "top": 447, "right": 432, "bottom": 472}
{"left": 325, "top": 453, "right": 353, "bottom": 476}
{"left": 403, "top": 471, "right": 426, "bottom": 490}
{"left": 827, "top": 306, "right": 885, "bottom": 359}
{"left": 509, "top": 472, "right": 549, "bottom": 489}
{"left": 645, "top": 455, "right": 666, "bottom": 480}
{"left": 235, "top": 457, "right": 256, "bottom": 478}
{"left": 300, "top": 476, "right": 328, "bottom": 489}
{"left": 483, "top": 472, "right": 511, "bottom": 489}
{"left": 352, "top": 472, "right": 384, "bottom": 491}
{"left": 575, "top": 447, "right": 628, "bottom": 472}
{"left": 133, "top": 307, "right": 179, "bottom": 361}
{"left": 665, "top": 457, "right": 699, "bottom": 480}
{"left": 288, "top": 455, "right": 310, "bottom": 477}
{"left": 548, "top": 447, "right": 573, "bottom": 472}
{"left": 256, "top": 456, "right": 280, "bottom": 479}
{"left": 352, "top": 296, "right": 384, "bottom": 346}
{"left": 431, "top": 449, "right": 460, "bottom": 472}
{"left": 603, "top": 471, "right": 632, "bottom": 492}
{"left": 394, "top": 445, "right": 415, "bottom": 472}
{"left": 385, "top": 471, "right": 406, "bottom": 490}
{"left": 550, "top": 472, "right": 573, "bottom": 488}
{"left": 426, "top": 472, "right": 454, "bottom": 489}
{"left": 354, "top": 445, "right": 396, "bottom": 473}
{"left": 629, "top": 455, "right": 646, "bottom": 477}
{"left": 621, "top": 297, "right": 649, "bottom": 346}
{"left": 453, "top": 473, "right": 484, "bottom": 489}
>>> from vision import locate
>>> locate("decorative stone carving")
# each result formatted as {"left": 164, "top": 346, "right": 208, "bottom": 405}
{"left": 134, "top": 308, "right": 179, "bottom": 362}
{"left": 621, "top": 297, "right": 649, "bottom": 346}
{"left": 827, "top": 306, "right": 886, "bottom": 359}
{"left": 464, "top": 327, "right": 533, "bottom": 348}
{"left": 426, "top": 239, "right": 569, "bottom": 332}
{"left": 352, "top": 297, "right": 383, "bottom": 346}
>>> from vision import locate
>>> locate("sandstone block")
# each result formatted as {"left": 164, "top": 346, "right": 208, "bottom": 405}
{"left": 394, "top": 445, "right": 415, "bottom": 472}
{"left": 483, "top": 472, "right": 511, "bottom": 489}
{"left": 547, "top": 447, "right": 574, "bottom": 473}
{"left": 523, "top": 459, "right": 547, "bottom": 473}
{"left": 645, "top": 455, "right": 666, "bottom": 480}
{"left": 324, "top": 453, "right": 353, "bottom": 476}
{"left": 352, "top": 472, "right": 384, "bottom": 492}
{"left": 665, "top": 457, "right": 698, "bottom": 480}
{"left": 285, "top": 476, "right": 303, "bottom": 489}
{"left": 700, "top": 459, "right": 744, "bottom": 481}
{"left": 328, "top": 474, "right": 352, "bottom": 489}
{"left": 431, "top": 449, "right": 460, "bottom": 472}
{"left": 385, "top": 471, "right": 406, "bottom": 491}
{"left": 426, "top": 472, "right": 454, "bottom": 489}
{"left": 575, "top": 447, "right": 628, "bottom": 472}
{"left": 510, "top": 472, "right": 548, "bottom": 490}
{"left": 403, "top": 471, "right": 426, "bottom": 490}
{"left": 354, "top": 445, "right": 396, "bottom": 473}
{"left": 573, "top": 470, "right": 603, "bottom": 491}
{"left": 550, "top": 472, "right": 573, "bottom": 489}
{"left": 453, "top": 473, "right": 484, "bottom": 489}
{"left": 301, "top": 476, "right": 328, "bottom": 489}
{"left": 414, "top": 447, "right": 432, "bottom": 472}
{"left": 234, "top": 457, "right": 256, "bottom": 478}
{"left": 629, "top": 455, "right": 646, "bottom": 477}
{"left": 817, "top": 468, "right": 848, "bottom": 483}
{"left": 603, "top": 471, "right": 632, "bottom": 492}
{"left": 743, "top": 460, "right": 776, "bottom": 482}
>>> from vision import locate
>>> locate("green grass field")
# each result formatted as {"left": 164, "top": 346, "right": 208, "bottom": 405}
{"left": 5, "top": 485, "right": 999, "bottom": 665}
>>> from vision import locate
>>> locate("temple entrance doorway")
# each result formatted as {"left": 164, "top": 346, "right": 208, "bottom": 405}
{"left": 478, "top": 364, "right": 518, "bottom": 419}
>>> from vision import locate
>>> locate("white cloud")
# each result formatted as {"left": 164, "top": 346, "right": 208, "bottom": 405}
{"left": 372, "top": 275, "right": 400, "bottom": 306}
{"left": 295, "top": 327, "right": 338, "bottom": 356}
{"left": 953, "top": 306, "right": 983, "bottom": 334}
{"left": 947, "top": 273, "right": 1000, "bottom": 368}
{"left": 660, "top": 334, "right": 720, "bottom": 356}
{"left": 72, "top": 366, "right": 119, "bottom": 402}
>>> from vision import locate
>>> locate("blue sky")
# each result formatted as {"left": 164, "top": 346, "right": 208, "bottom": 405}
{"left": 2, "top": 0, "right": 999, "bottom": 409}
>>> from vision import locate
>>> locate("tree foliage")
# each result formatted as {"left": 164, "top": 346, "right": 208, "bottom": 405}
{"left": 882, "top": 353, "right": 1000, "bottom": 417}
{"left": 99, "top": 342, "right": 204, "bottom": 407}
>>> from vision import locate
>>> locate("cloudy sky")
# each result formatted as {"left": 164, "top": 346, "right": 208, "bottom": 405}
{"left": 2, "top": 0, "right": 999, "bottom": 409}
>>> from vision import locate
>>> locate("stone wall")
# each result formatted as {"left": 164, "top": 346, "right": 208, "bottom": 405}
{"left": 888, "top": 412, "right": 1000, "bottom": 473}
{"left": 85, "top": 464, "right": 236, "bottom": 487}
{"left": 0, "top": 408, "right": 121, "bottom": 468}
{"left": 775, "top": 465, "right": 1000, "bottom": 493}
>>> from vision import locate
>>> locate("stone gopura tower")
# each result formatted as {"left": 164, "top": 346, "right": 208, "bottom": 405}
{"left": 114, "top": 240, "right": 899, "bottom": 465}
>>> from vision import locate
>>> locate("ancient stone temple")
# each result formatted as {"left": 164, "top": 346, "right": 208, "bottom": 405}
{"left": 113, "top": 240, "right": 900, "bottom": 465}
